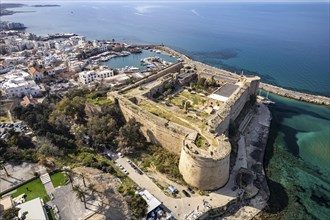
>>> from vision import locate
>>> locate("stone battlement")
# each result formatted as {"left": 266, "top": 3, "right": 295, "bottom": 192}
{"left": 108, "top": 51, "right": 260, "bottom": 190}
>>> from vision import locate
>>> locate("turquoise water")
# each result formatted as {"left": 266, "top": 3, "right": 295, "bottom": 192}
{"left": 102, "top": 50, "right": 178, "bottom": 70}
{"left": 265, "top": 93, "right": 330, "bottom": 219}
{"left": 3, "top": 1, "right": 330, "bottom": 218}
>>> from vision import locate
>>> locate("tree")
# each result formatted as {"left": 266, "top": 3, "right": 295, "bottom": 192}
{"left": 73, "top": 185, "right": 87, "bottom": 208}
{"left": 129, "top": 194, "right": 148, "bottom": 218}
{"left": 87, "top": 183, "right": 97, "bottom": 199}
{"left": 3, "top": 207, "right": 20, "bottom": 220}
{"left": 38, "top": 143, "right": 62, "bottom": 157}
{"left": 0, "top": 161, "right": 9, "bottom": 176}
{"left": 184, "top": 101, "right": 191, "bottom": 113}
{"left": 80, "top": 173, "right": 88, "bottom": 187}
{"left": 116, "top": 119, "right": 145, "bottom": 153}
{"left": 87, "top": 115, "right": 118, "bottom": 148}
{"left": 63, "top": 167, "right": 75, "bottom": 188}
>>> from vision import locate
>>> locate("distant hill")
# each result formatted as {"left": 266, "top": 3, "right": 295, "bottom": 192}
{"left": 0, "top": 3, "right": 26, "bottom": 9}
{"left": 31, "top": 5, "right": 60, "bottom": 8}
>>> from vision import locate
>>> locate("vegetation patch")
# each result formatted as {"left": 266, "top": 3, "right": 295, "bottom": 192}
{"left": 195, "top": 134, "right": 209, "bottom": 150}
{"left": 139, "top": 100, "right": 191, "bottom": 128}
{"left": 131, "top": 145, "right": 185, "bottom": 184}
{"left": 117, "top": 177, "right": 147, "bottom": 219}
{"left": 50, "top": 172, "right": 68, "bottom": 188}
{"left": 11, "top": 178, "right": 49, "bottom": 203}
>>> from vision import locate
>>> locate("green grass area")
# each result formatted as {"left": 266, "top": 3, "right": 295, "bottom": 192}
{"left": 170, "top": 91, "right": 206, "bottom": 110}
{"left": 139, "top": 100, "right": 192, "bottom": 128}
{"left": 50, "top": 172, "right": 68, "bottom": 188}
{"left": 11, "top": 178, "right": 49, "bottom": 203}
{"left": 87, "top": 97, "right": 112, "bottom": 105}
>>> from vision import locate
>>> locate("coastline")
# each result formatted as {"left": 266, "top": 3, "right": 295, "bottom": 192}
{"left": 156, "top": 45, "right": 330, "bottom": 107}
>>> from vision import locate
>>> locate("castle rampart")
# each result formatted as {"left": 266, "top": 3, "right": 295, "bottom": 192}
{"left": 109, "top": 49, "right": 260, "bottom": 190}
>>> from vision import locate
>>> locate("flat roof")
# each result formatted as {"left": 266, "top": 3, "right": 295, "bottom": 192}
{"left": 17, "top": 198, "right": 47, "bottom": 220}
{"left": 214, "top": 83, "right": 239, "bottom": 97}
{"left": 0, "top": 196, "right": 13, "bottom": 212}
{"left": 139, "top": 189, "right": 161, "bottom": 214}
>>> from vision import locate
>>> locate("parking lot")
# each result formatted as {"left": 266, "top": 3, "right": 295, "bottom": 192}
{"left": 0, "top": 122, "right": 30, "bottom": 140}
{"left": 103, "top": 150, "right": 236, "bottom": 219}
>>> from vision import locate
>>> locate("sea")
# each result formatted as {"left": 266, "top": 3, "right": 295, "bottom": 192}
{"left": 4, "top": 1, "right": 330, "bottom": 219}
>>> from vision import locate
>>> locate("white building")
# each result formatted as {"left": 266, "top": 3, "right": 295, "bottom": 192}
{"left": 17, "top": 198, "right": 47, "bottom": 220}
{"left": 79, "top": 69, "right": 114, "bottom": 84}
{"left": 1, "top": 70, "right": 41, "bottom": 98}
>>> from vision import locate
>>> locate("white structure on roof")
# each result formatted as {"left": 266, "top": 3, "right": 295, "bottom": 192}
{"left": 17, "top": 198, "right": 47, "bottom": 220}
{"left": 79, "top": 69, "right": 114, "bottom": 84}
{"left": 138, "top": 189, "right": 161, "bottom": 214}
{"left": 208, "top": 83, "right": 240, "bottom": 103}
{"left": 1, "top": 70, "right": 41, "bottom": 98}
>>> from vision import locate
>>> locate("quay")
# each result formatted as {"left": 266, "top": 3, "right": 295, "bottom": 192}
{"left": 42, "top": 33, "right": 77, "bottom": 41}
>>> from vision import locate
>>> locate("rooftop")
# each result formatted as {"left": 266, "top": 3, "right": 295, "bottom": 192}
{"left": 138, "top": 189, "right": 161, "bottom": 214}
{"left": 17, "top": 197, "right": 47, "bottom": 220}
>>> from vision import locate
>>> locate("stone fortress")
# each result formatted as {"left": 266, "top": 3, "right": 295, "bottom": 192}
{"left": 108, "top": 47, "right": 260, "bottom": 190}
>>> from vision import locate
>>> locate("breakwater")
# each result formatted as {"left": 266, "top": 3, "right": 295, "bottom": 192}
{"left": 155, "top": 45, "right": 330, "bottom": 107}
{"left": 260, "top": 83, "right": 330, "bottom": 106}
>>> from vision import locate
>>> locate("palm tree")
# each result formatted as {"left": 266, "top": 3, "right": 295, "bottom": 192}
{"left": 73, "top": 185, "right": 87, "bottom": 209}
{"left": 87, "top": 183, "right": 97, "bottom": 199}
{"left": 79, "top": 173, "right": 88, "bottom": 187}
{"left": 0, "top": 161, "right": 9, "bottom": 176}
{"left": 63, "top": 167, "right": 75, "bottom": 188}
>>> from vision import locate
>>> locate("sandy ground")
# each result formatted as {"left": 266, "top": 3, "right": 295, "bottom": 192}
{"left": 0, "top": 162, "right": 46, "bottom": 193}
{"left": 72, "top": 167, "right": 129, "bottom": 220}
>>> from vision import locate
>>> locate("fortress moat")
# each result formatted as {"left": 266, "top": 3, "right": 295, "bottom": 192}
{"left": 109, "top": 48, "right": 260, "bottom": 191}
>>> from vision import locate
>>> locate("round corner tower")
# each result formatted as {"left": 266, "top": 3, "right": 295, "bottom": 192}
{"left": 179, "top": 134, "right": 231, "bottom": 190}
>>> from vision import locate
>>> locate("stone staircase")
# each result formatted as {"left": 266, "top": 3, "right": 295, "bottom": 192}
{"left": 40, "top": 173, "right": 51, "bottom": 184}
{"left": 40, "top": 173, "right": 55, "bottom": 194}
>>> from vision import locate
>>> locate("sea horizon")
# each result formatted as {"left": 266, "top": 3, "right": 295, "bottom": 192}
{"left": 3, "top": 1, "right": 330, "bottom": 97}
{"left": 1, "top": 1, "right": 330, "bottom": 219}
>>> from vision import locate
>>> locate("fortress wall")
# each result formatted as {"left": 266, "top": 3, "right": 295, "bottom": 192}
{"left": 120, "top": 63, "right": 183, "bottom": 93}
{"left": 214, "top": 114, "right": 230, "bottom": 135}
{"left": 117, "top": 98, "right": 193, "bottom": 154}
{"left": 230, "top": 78, "right": 259, "bottom": 122}
{"left": 211, "top": 78, "right": 259, "bottom": 135}
{"left": 229, "top": 87, "right": 250, "bottom": 122}
{"left": 179, "top": 145, "right": 230, "bottom": 190}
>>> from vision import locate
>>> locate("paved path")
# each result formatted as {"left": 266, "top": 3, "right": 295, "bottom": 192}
{"left": 115, "top": 156, "right": 239, "bottom": 219}
{"left": 40, "top": 173, "right": 55, "bottom": 194}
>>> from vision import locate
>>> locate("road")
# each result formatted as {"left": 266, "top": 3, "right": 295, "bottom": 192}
{"left": 114, "top": 155, "right": 238, "bottom": 219}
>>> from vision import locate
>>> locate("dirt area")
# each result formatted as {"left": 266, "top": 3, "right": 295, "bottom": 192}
{"left": 0, "top": 162, "right": 46, "bottom": 193}
{"left": 72, "top": 167, "right": 129, "bottom": 220}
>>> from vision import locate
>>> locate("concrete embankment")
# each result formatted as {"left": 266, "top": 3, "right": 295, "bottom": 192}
{"left": 260, "top": 83, "right": 330, "bottom": 106}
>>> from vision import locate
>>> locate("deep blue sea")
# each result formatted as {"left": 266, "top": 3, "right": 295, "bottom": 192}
{"left": 3, "top": 1, "right": 330, "bottom": 219}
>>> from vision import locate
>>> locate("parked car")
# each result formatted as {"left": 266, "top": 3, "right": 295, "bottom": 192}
{"left": 182, "top": 189, "right": 190, "bottom": 197}
{"left": 187, "top": 187, "right": 195, "bottom": 194}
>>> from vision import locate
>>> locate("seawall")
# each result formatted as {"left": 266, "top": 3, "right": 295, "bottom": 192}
{"left": 259, "top": 83, "right": 330, "bottom": 106}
